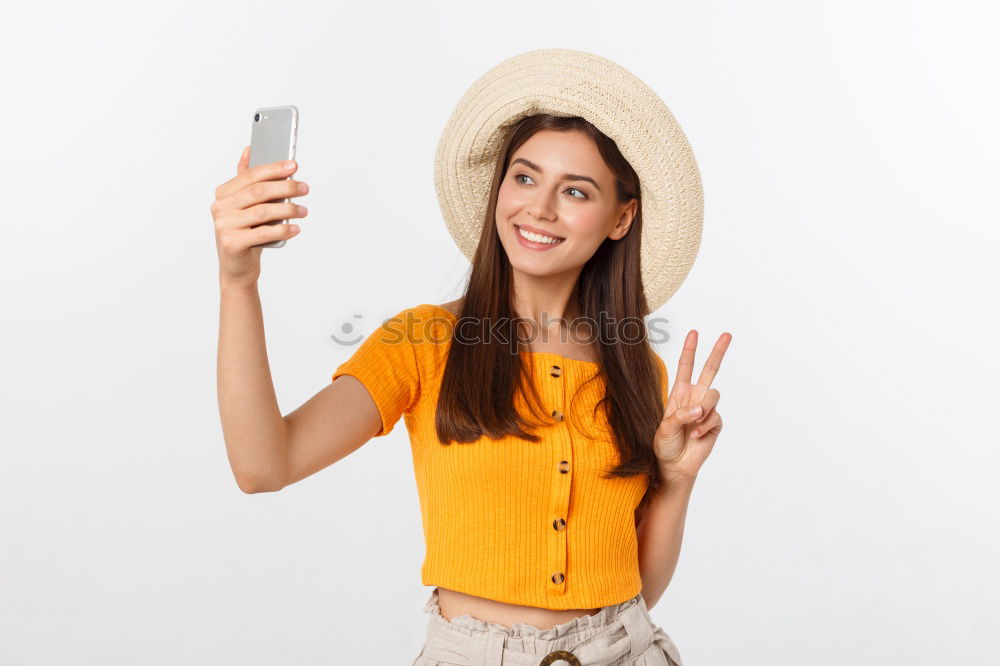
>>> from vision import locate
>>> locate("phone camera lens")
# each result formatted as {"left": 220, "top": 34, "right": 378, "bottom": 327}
{"left": 254, "top": 113, "right": 260, "bottom": 122}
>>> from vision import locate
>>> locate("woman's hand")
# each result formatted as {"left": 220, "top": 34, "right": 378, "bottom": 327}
{"left": 210, "top": 146, "right": 310, "bottom": 288}
{"left": 653, "top": 329, "right": 732, "bottom": 485}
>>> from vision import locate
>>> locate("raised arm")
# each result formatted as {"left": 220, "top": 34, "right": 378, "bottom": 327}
{"left": 212, "top": 146, "right": 384, "bottom": 493}
{"left": 217, "top": 282, "right": 384, "bottom": 493}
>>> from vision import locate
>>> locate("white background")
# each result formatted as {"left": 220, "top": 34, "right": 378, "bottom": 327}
{"left": 2, "top": 1, "right": 997, "bottom": 664}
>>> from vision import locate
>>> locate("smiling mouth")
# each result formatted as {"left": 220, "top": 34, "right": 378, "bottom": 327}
{"left": 515, "top": 225, "right": 565, "bottom": 244}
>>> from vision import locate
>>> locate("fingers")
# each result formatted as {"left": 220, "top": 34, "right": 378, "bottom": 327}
{"left": 230, "top": 201, "right": 308, "bottom": 232}
{"left": 691, "top": 411, "right": 722, "bottom": 439}
{"left": 675, "top": 329, "right": 698, "bottom": 387}
{"left": 661, "top": 401, "right": 707, "bottom": 432}
{"left": 218, "top": 216, "right": 302, "bottom": 255}
{"left": 693, "top": 389, "right": 720, "bottom": 424}
{"left": 249, "top": 220, "right": 302, "bottom": 247}
{"left": 213, "top": 175, "right": 308, "bottom": 232}
{"left": 224, "top": 178, "right": 309, "bottom": 216}
{"left": 237, "top": 145, "right": 250, "bottom": 175}
{"left": 216, "top": 157, "right": 299, "bottom": 201}
{"left": 696, "top": 332, "right": 732, "bottom": 391}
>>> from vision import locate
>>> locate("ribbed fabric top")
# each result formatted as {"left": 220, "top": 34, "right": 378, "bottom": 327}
{"left": 331, "top": 303, "right": 669, "bottom": 610}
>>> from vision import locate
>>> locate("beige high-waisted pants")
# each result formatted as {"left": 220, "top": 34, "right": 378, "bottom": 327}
{"left": 412, "top": 587, "right": 683, "bottom": 666}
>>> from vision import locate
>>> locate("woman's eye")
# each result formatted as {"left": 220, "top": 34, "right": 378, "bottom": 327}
{"left": 514, "top": 174, "right": 587, "bottom": 199}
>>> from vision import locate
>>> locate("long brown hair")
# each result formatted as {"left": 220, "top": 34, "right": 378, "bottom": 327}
{"left": 434, "top": 114, "right": 671, "bottom": 496}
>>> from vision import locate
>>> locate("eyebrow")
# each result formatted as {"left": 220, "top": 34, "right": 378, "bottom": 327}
{"left": 509, "top": 158, "right": 602, "bottom": 193}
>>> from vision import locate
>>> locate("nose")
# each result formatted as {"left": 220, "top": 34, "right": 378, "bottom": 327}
{"left": 527, "top": 192, "right": 557, "bottom": 222}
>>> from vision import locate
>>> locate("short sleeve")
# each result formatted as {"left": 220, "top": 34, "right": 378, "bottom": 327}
{"left": 331, "top": 308, "right": 421, "bottom": 437}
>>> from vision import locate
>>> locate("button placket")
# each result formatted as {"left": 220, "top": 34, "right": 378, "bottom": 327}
{"left": 545, "top": 357, "right": 571, "bottom": 597}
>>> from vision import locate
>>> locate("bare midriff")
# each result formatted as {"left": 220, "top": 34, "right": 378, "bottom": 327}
{"left": 436, "top": 587, "right": 602, "bottom": 630}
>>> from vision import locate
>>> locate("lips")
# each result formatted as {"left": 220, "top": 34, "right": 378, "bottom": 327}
{"left": 513, "top": 224, "right": 565, "bottom": 252}
{"left": 514, "top": 224, "right": 565, "bottom": 242}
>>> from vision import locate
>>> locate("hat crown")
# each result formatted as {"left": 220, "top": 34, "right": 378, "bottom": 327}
{"left": 434, "top": 48, "right": 703, "bottom": 311}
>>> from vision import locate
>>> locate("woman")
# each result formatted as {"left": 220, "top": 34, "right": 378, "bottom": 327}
{"left": 212, "top": 49, "right": 729, "bottom": 665}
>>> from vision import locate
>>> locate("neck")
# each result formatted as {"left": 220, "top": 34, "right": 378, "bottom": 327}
{"left": 509, "top": 268, "right": 584, "bottom": 344}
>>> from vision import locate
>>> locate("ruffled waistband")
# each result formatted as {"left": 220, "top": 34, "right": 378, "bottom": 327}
{"left": 421, "top": 586, "right": 644, "bottom": 641}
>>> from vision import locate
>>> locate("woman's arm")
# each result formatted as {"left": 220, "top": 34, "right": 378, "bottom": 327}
{"left": 217, "top": 281, "right": 385, "bottom": 493}
{"left": 641, "top": 329, "right": 730, "bottom": 608}
{"left": 216, "top": 281, "right": 290, "bottom": 492}
{"left": 213, "top": 148, "right": 383, "bottom": 493}
{"left": 636, "top": 475, "right": 696, "bottom": 610}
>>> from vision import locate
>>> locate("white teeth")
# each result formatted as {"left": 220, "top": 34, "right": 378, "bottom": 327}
{"left": 517, "top": 226, "right": 563, "bottom": 244}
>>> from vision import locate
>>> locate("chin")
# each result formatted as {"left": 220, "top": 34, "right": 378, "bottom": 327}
{"left": 506, "top": 253, "right": 564, "bottom": 278}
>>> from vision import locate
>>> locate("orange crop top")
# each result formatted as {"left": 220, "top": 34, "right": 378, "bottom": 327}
{"left": 331, "top": 303, "right": 669, "bottom": 610}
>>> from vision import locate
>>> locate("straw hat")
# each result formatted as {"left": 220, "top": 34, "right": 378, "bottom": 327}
{"left": 433, "top": 48, "right": 704, "bottom": 312}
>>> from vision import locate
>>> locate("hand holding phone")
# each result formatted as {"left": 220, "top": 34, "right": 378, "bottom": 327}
{"left": 209, "top": 106, "right": 308, "bottom": 287}
{"left": 247, "top": 106, "right": 300, "bottom": 248}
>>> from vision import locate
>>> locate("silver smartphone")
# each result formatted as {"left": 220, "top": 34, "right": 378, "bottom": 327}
{"left": 248, "top": 105, "right": 299, "bottom": 248}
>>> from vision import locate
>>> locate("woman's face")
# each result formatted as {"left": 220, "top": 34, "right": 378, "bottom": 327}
{"left": 495, "top": 128, "right": 636, "bottom": 280}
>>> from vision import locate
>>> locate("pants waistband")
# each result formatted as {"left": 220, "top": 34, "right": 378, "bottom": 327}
{"left": 421, "top": 591, "right": 675, "bottom": 666}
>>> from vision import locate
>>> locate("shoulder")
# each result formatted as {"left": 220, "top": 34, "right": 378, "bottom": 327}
{"left": 402, "top": 302, "right": 462, "bottom": 344}
{"left": 424, "top": 299, "right": 462, "bottom": 319}
{"left": 371, "top": 303, "right": 456, "bottom": 361}
{"left": 371, "top": 302, "right": 454, "bottom": 330}
{"left": 388, "top": 300, "right": 461, "bottom": 322}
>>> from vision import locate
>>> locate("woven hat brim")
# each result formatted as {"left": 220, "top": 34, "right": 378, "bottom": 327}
{"left": 434, "top": 48, "right": 703, "bottom": 311}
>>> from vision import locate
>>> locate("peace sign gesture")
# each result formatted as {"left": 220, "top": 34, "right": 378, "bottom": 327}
{"left": 653, "top": 329, "right": 732, "bottom": 485}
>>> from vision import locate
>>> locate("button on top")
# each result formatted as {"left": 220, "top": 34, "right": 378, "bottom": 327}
{"left": 552, "top": 517, "right": 566, "bottom": 531}
{"left": 550, "top": 364, "right": 562, "bottom": 378}
{"left": 558, "top": 460, "right": 570, "bottom": 473}
{"left": 551, "top": 409, "right": 564, "bottom": 422}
